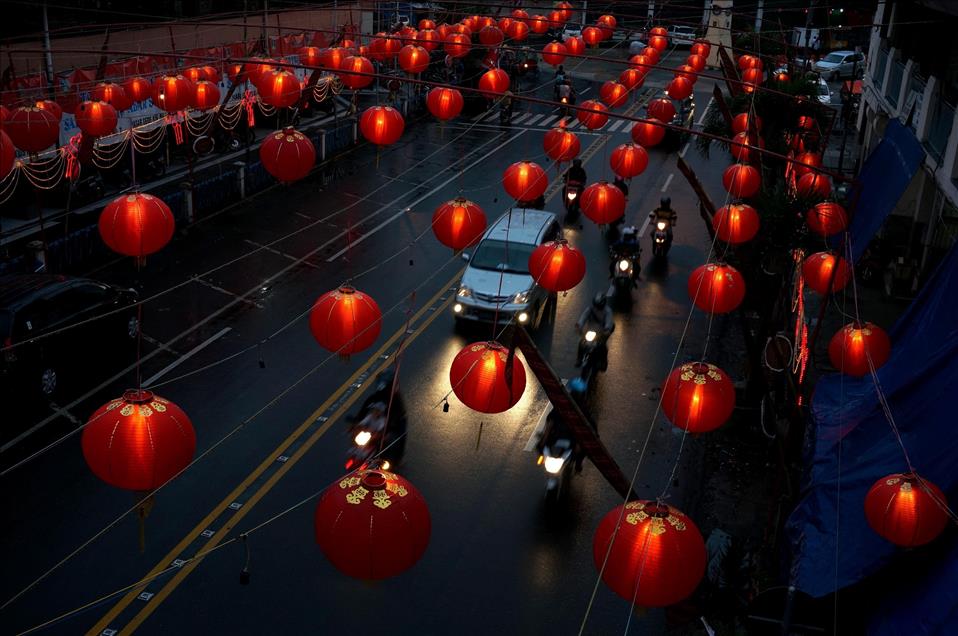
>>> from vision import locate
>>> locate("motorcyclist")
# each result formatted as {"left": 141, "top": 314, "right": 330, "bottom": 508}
{"left": 352, "top": 368, "right": 407, "bottom": 457}
{"left": 650, "top": 196, "right": 678, "bottom": 245}
{"left": 610, "top": 225, "right": 641, "bottom": 286}
{"left": 500, "top": 90, "right": 515, "bottom": 121}
{"left": 535, "top": 377, "right": 593, "bottom": 473}
{"left": 574, "top": 292, "right": 614, "bottom": 368}
{"left": 612, "top": 175, "right": 629, "bottom": 199}
{"left": 563, "top": 158, "right": 586, "bottom": 185}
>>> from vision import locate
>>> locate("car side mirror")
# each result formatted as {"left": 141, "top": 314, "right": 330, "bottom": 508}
{"left": 461, "top": 252, "right": 471, "bottom": 262}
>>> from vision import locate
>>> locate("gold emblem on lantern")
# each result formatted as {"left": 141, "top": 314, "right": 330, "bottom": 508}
{"left": 339, "top": 476, "right": 361, "bottom": 489}
{"left": 138, "top": 405, "right": 153, "bottom": 417}
{"left": 648, "top": 517, "right": 667, "bottom": 535}
{"left": 665, "top": 514, "right": 687, "bottom": 531}
{"left": 151, "top": 401, "right": 167, "bottom": 412}
{"left": 106, "top": 400, "right": 123, "bottom": 411}
{"left": 346, "top": 486, "right": 369, "bottom": 504}
{"left": 120, "top": 404, "right": 134, "bottom": 416}
{"left": 372, "top": 490, "right": 392, "bottom": 509}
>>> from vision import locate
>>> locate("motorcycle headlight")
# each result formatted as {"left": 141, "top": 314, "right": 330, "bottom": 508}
{"left": 544, "top": 456, "right": 566, "bottom": 474}
{"left": 657, "top": 221, "right": 667, "bottom": 230}
{"left": 618, "top": 259, "right": 630, "bottom": 272}
{"left": 512, "top": 289, "right": 530, "bottom": 304}
{"left": 567, "top": 189, "right": 577, "bottom": 199}
{"left": 457, "top": 286, "right": 472, "bottom": 298}
{"left": 585, "top": 330, "right": 597, "bottom": 342}
{"left": 354, "top": 430, "right": 372, "bottom": 446}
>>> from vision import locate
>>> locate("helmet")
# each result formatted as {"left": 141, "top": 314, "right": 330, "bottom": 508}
{"left": 622, "top": 225, "right": 638, "bottom": 237}
{"left": 568, "top": 377, "right": 587, "bottom": 396}
{"left": 592, "top": 292, "right": 607, "bottom": 309}
{"left": 573, "top": 158, "right": 582, "bottom": 167}
{"left": 660, "top": 196, "right": 672, "bottom": 209}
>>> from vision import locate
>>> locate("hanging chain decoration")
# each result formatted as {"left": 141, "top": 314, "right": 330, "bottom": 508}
{"left": 0, "top": 163, "right": 21, "bottom": 206}
{"left": 186, "top": 108, "right": 215, "bottom": 138}
{"left": 255, "top": 98, "right": 276, "bottom": 118}
{"left": 92, "top": 132, "right": 132, "bottom": 170}
{"left": 218, "top": 102, "right": 243, "bottom": 131}
{"left": 313, "top": 75, "right": 332, "bottom": 103}
{"left": 20, "top": 151, "right": 65, "bottom": 190}
{"left": 131, "top": 122, "right": 167, "bottom": 155}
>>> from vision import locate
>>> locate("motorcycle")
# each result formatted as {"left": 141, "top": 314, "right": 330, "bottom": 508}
{"left": 538, "top": 434, "right": 575, "bottom": 501}
{"left": 343, "top": 371, "right": 407, "bottom": 471}
{"left": 563, "top": 180, "right": 583, "bottom": 224}
{"left": 651, "top": 218, "right": 673, "bottom": 258}
{"left": 578, "top": 327, "right": 611, "bottom": 390}
{"left": 610, "top": 248, "right": 639, "bottom": 296}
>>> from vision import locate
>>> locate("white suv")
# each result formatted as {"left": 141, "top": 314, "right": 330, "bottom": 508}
{"left": 453, "top": 208, "right": 562, "bottom": 329}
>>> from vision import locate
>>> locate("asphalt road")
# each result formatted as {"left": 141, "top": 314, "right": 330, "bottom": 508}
{"left": 2, "top": 48, "right": 738, "bottom": 635}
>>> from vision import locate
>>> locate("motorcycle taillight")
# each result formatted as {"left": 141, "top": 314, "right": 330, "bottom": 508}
{"left": 2, "top": 337, "right": 15, "bottom": 363}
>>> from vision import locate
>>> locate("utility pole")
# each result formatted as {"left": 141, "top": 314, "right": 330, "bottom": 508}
{"left": 648, "top": 0, "right": 655, "bottom": 21}
{"left": 755, "top": 0, "right": 764, "bottom": 32}
{"left": 41, "top": 2, "right": 55, "bottom": 99}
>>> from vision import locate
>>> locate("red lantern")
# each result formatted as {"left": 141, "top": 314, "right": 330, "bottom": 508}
{"left": 619, "top": 68, "right": 644, "bottom": 90}
{"left": 309, "top": 286, "right": 382, "bottom": 355}
{"left": 529, "top": 14, "right": 550, "bottom": 34}
{"left": 641, "top": 47, "right": 661, "bottom": 65}
{"left": 321, "top": 47, "right": 351, "bottom": 70}
{"left": 398, "top": 45, "right": 430, "bottom": 74}
{"left": 649, "top": 35, "right": 669, "bottom": 52}
{"left": 528, "top": 239, "right": 586, "bottom": 292}
{"left": 597, "top": 14, "right": 617, "bottom": 28}
{"left": 661, "top": 362, "right": 735, "bottom": 433}
{"left": 796, "top": 172, "right": 832, "bottom": 199}
{"left": 416, "top": 29, "right": 440, "bottom": 51}
{"left": 497, "top": 17, "right": 513, "bottom": 33}
{"left": 647, "top": 98, "right": 676, "bottom": 123}
{"left": 674, "top": 65, "right": 697, "bottom": 81}
{"left": 593, "top": 500, "right": 706, "bottom": 607}
{"left": 577, "top": 100, "right": 609, "bottom": 129}
{"left": 806, "top": 202, "right": 848, "bottom": 236}
{"left": 436, "top": 24, "right": 452, "bottom": 40}
{"left": 741, "top": 67, "right": 763, "bottom": 85}
{"left": 191, "top": 80, "right": 221, "bottom": 111}
{"left": 479, "top": 25, "right": 504, "bottom": 47}
{"left": 314, "top": 468, "right": 431, "bottom": 579}
{"left": 433, "top": 197, "right": 486, "bottom": 250}
{"left": 712, "top": 203, "right": 760, "bottom": 244}
{"left": 445, "top": 33, "right": 471, "bottom": 58}
{"left": 582, "top": 26, "right": 602, "bottom": 46}
{"left": 730, "top": 131, "right": 765, "bottom": 162}
{"left": 599, "top": 81, "right": 628, "bottom": 108}
{"left": 99, "top": 192, "right": 175, "bottom": 257}
{"left": 775, "top": 71, "right": 790, "bottom": 83}
{"left": 478, "top": 16, "right": 496, "bottom": 29}
{"left": 75, "top": 101, "right": 118, "bottom": 137}
{"left": 300, "top": 46, "right": 323, "bottom": 67}
{"left": 687, "top": 54, "right": 706, "bottom": 72}
{"left": 449, "top": 341, "right": 526, "bottom": 413}
{"left": 722, "top": 163, "right": 761, "bottom": 198}
{"left": 123, "top": 77, "right": 152, "bottom": 103}
{"left": 427, "top": 87, "right": 464, "bottom": 121}
{"left": 564, "top": 36, "right": 584, "bottom": 56}
{"left": 610, "top": 142, "right": 649, "bottom": 179}
{"left": 6, "top": 106, "right": 59, "bottom": 153}
{"left": 556, "top": 1, "right": 574, "bottom": 21}
{"left": 398, "top": 25, "right": 418, "bottom": 44}
{"left": 368, "top": 37, "right": 388, "bottom": 62}
{"left": 506, "top": 20, "right": 530, "bottom": 42}
{"left": 649, "top": 26, "right": 668, "bottom": 37}
{"left": 802, "top": 251, "right": 852, "bottom": 295}
{"left": 828, "top": 321, "right": 891, "bottom": 377}
{"left": 629, "top": 55, "right": 652, "bottom": 74}
{"left": 0, "top": 131, "right": 14, "bottom": 179}
{"left": 246, "top": 57, "right": 277, "bottom": 85}
{"left": 511, "top": 8, "right": 530, "bottom": 23}
{"left": 419, "top": 18, "right": 436, "bottom": 30}
{"left": 34, "top": 100, "right": 62, "bottom": 122}
{"left": 339, "top": 56, "right": 374, "bottom": 90}
{"left": 479, "top": 68, "right": 510, "bottom": 96}
{"left": 738, "top": 54, "right": 761, "bottom": 70}
{"left": 152, "top": 75, "right": 193, "bottom": 112}
{"left": 666, "top": 76, "right": 694, "bottom": 100}
{"left": 82, "top": 390, "right": 195, "bottom": 491}
{"left": 503, "top": 160, "right": 548, "bottom": 201}
{"left": 865, "top": 473, "right": 948, "bottom": 547}
{"left": 797, "top": 115, "right": 818, "bottom": 131}
{"left": 582, "top": 181, "right": 626, "bottom": 224}
{"left": 543, "top": 127, "right": 580, "bottom": 162}
{"left": 542, "top": 41, "right": 567, "bottom": 66}
{"left": 548, "top": 10, "right": 566, "bottom": 28}
{"left": 359, "top": 106, "right": 404, "bottom": 146}
{"left": 688, "top": 263, "right": 746, "bottom": 313}
{"left": 631, "top": 118, "right": 665, "bottom": 148}
{"left": 731, "top": 112, "right": 762, "bottom": 135}
{"left": 91, "top": 82, "right": 132, "bottom": 112}
{"left": 690, "top": 40, "right": 711, "bottom": 57}
{"left": 793, "top": 151, "right": 822, "bottom": 178}
{"left": 258, "top": 70, "right": 300, "bottom": 108}
{"left": 260, "top": 126, "right": 316, "bottom": 183}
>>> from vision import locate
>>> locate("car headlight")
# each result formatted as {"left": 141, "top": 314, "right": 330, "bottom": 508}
{"left": 457, "top": 286, "right": 472, "bottom": 298}
{"left": 512, "top": 290, "right": 530, "bottom": 304}
{"left": 618, "top": 259, "right": 631, "bottom": 272}
{"left": 544, "top": 456, "right": 566, "bottom": 474}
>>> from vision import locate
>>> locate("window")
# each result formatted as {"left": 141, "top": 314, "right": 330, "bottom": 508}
{"left": 46, "top": 283, "right": 109, "bottom": 326}
{"left": 470, "top": 240, "right": 537, "bottom": 274}
{"left": 542, "top": 222, "right": 560, "bottom": 243}
{"left": 823, "top": 53, "right": 845, "bottom": 64}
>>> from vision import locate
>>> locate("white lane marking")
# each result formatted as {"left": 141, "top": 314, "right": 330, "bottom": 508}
{"left": 526, "top": 113, "right": 544, "bottom": 125}
{"left": 566, "top": 120, "right": 580, "bottom": 129}
{"left": 637, "top": 212, "right": 653, "bottom": 238}
{"left": 696, "top": 96, "right": 715, "bottom": 126}
{"left": 540, "top": 115, "right": 557, "bottom": 126}
{"left": 482, "top": 110, "right": 500, "bottom": 122}
{"left": 660, "top": 173, "right": 674, "bottom": 192}
{"left": 243, "top": 239, "right": 321, "bottom": 269}
{"left": 326, "top": 130, "right": 529, "bottom": 261}
{"left": 679, "top": 142, "right": 690, "bottom": 158}
{"left": 513, "top": 113, "right": 532, "bottom": 125}
{"left": 608, "top": 119, "right": 626, "bottom": 132}
{"left": 142, "top": 327, "right": 232, "bottom": 387}
{"left": 524, "top": 403, "right": 553, "bottom": 452}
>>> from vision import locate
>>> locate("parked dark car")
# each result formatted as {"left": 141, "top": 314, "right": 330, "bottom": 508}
{"left": 1, "top": 275, "right": 139, "bottom": 401}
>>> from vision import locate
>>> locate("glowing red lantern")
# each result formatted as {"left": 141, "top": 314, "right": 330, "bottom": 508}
{"left": 398, "top": 25, "right": 418, "bottom": 44}
{"left": 593, "top": 500, "right": 706, "bottom": 607}
{"left": 730, "top": 131, "right": 764, "bottom": 162}
{"left": 775, "top": 71, "right": 790, "bottom": 83}
{"left": 543, "top": 127, "right": 580, "bottom": 162}
{"left": 649, "top": 26, "right": 668, "bottom": 37}
{"left": 738, "top": 54, "right": 760, "bottom": 70}
{"left": 479, "top": 68, "right": 510, "bottom": 96}
{"left": 564, "top": 36, "right": 584, "bottom": 56}
{"left": 315, "top": 468, "right": 431, "bottom": 579}
{"left": 309, "top": 286, "right": 382, "bottom": 355}
{"left": 497, "top": 17, "right": 513, "bottom": 33}
{"left": 449, "top": 341, "right": 526, "bottom": 413}
{"left": 33, "top": 100, "right": 61, "bottom": 122}
{"left": 712, "top": 203, "right": 760, "bottom": 244}
{"left": 529, "top": 14, "right": 550, "bottom": 34}
{"left": 662, "top": 362, "right": 735, "bottom": 433}
{"left": 629, "top": 55, "right": 652, "bottom": 74}
{"left": 731, "top": 112, "right": 762, "bottom": 134}
{"left": 98, "top": 194, "right": 174, "bottom": 261}
{"left": 427, "top": 87, "right": 464, "bottom": 121}
{"left": 828, "top": 321, "right": 891, "bottom": 377}
{"left": 688, "top": 262, "right": 746, "bottom": 313}
{"left": 433, "top": 197, "right": 486, "bottom": 250}
{"left": 419, "top": 18, "right": 436, "bottom": 30}
{"left": 865, "top": 473, "right": 948, "bottom": 547}
{"left": 582, "top": 26, "right": 602, "bottom": 46}
{"left": 152, "top": 75, "right": 193, "bottom": 112}
{"left": 631, "top": 118, "right": 665, "bottom": 148}
{"left": 75, "top": 101, "right": 118, "bottom": 137}
{"left": 191, "top": 80, "right": 221, "bottom": 111}
{"left": 802, "top": 251, "right": 852, "bottom": 295}
{"left": 91, "top": 82, "right": 132, "bottom": 112}
{"left": 436, "top": 24, "right": 452, "bottom": 40}
{"left": 690, "top": 40, "right": 710, "bottom": 57}
{"left": 582, "top": 181, "right": 626, "bottom": 224}
{"left": 806, "top": 202, "right": 848, "bottom": 236}
{"left": 666, "top": 76, "right": 694, "bottom": 100}
{"left": 123, "top": 77, "right": 152, "bottom": 103}
{"left": 722, "top": 163, "right": 761, "bottom": 198}
{"left": 479, "top": 25, "right": 504, "bottom": 47}
{"left": 300, "top": 46, "right": 323, "bottom": 67}
{"left": 797, "top": 115, "right": 817, "bottom": 131}
{"left": 416, "top": 29, "right": 440, "bottom": 51}
{"left": 674, "top": 65, "right": 697, "bottom": 81}
{"left": 542, "top": 41, "right": 567, "bottom": 66}
{"left": 647, "top": 98, "right": 676, "bottom": 123}
{"left": 741, "top": 67, "right": 763, "bottom": 86}
{"left": 506, "top": 20, "right": 530, "bottom": 42}
{"left": 796, "top": 172, "right": 832, "bottom": 199}
{"left": 619, "top": 68, "right": 644, "bottom": 90}
{"left": 398, "top": 45, "right": 430, "bottom": 74}
{"left": 368, "top": 37, "right": 388, "bottom": 62}
{"left": 0, "top": 131, "right": 14, "bottom": 179}
{"left": 610, "top": 142, "right": 649, "bottom": 179}
{"left": 478, "top": 16, "right": 496, "bottom": 29}
{"left": 577, "top": 100, "right": 609, "bottom": 129}
{"left": 82, "top": 390, "right": 195, "bottom": 491}
{"left": 258, "top": 70, "right": 300, "bottom": 108}
{"left": 548, "top": 10, "right": 566, "bottom": 28}
{"left": 793, "top": 152, "right": 822, "bottom": 178}
{"left": 600, "top": 81, "right": 628, "bottom": 108}
{"left": 359, "top": 106, "right": 404, "bottom": 146}
{"left": 338, "top": 56, "right": 374, "bottom": 90}
{"left": 246, "top": 57, "right": 277, "bottom": 85}
{"left": 649, "top": 35, "right": 669, "bottom": 52}
{"left": 641, "top": 47, "right": 661, "bottom": 65}
{"left": 503, "top": 160, "right": 548, "bottom": 201}
{"left": 321, "top": 47, "right": 351, "bottom": 70}
{"left": 6, "top": 107, "right": 59, "bottom": 153}
{"left": 556, "top": 1, "right": 574, "bottom": 21}
{"left": 259, "top": 126, "right": 316, "bottom": 183}
{"left": 528, "top": 239, "right": 586, "bottom": 292}
{"left": 511, "top": 8, "right": 530, "bottom": 23}
{"left": 687, "top": 54, "right": 706, "bottom": 72}
{"left": 445, "top": 33, "right": 471, "bottom": 58}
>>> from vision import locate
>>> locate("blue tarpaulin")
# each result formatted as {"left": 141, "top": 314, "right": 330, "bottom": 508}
{"left": 785, "top": 241, "right": 958, "bottom": 600}
{"left": 847, "top": 120, "right": 925, "bottom": 260}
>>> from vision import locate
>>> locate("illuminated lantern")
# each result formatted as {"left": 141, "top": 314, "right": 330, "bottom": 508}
{"left": 687, "top": 54, "right": 706, "bottom": 72}
{"left": 797, "top": 115, "right": 817, "bottom": 131}
{"left": 416, "top": 29, "right": 440, "bottom": 51}
{"left": 577, "top": 100, "right": 609, "bottom": 129}
{"left": 152, "top": 75, "right": 193, "bottom": 112}
{"left": 641, "top": 47, "right": 661, "bottom": 65}
{"left": 419, "top": 18, "right": 436, "bottom": 30}
{"left": 530, "top": 14, "right": 550, "bottom": 34}
{"left": 0, "top": 131, "right": 14, "bottom": 179}
{"left": 564, "top": 36, "right": 584, "bottom": 56}
{"left": 309, "top": 286, "right": 382, "bottom": 355}
{"left": 806, "top": 201, "right": 848, "bottom": 236}
{"left": 479, "top": 25, "right": 504, "bottom": 47}
{"left": 543, "top": 127, "right": 580, "bottom": 162}
{"left": 479, "top": 68, "right": 510, "bottom": 96}
{"left": 506, "top": 20, "right": 530, "bottom": 42}
{"left": 478, "top": 16, "right": 496, "bottom": 29}
{"left": 511, "top": 8, "right": 530, "bottom": 24}
{"left": 593, "top": 500, "right": 706, "bottom": 607}
{"left": 436, "top": 23, "right": 452, "bottom": 40}
{"left": 674, "top": 65, "right": 697, "bottom": 81}
{"left": 599, "top": 81, "right": 628, "bottom": 108}
{"left": 445, "top": 33, "right": 471, "bottom": 58}
{"left": 432, "top": 197, "right": 486, "bottom": 250}
{"left": 864, "top": 473, "right": 948, "bottom": 547}
{"left": 828, "top": 321, "right": 891, "bottom": 377}
{"left": 662, "top": 362, "right": 735, "bottom": 433}
{"left": 649, "top": 26, "right": 669, "bottom": 37}
{"left": 802, "top": 251, "right": 852, "bottom": 295}
{"left": 339, "top": 56, "right": 374, "bottom": 90}
{"left": 649, "top": 35, "right": 669, "bottom": 52}
{"left": 399, "top": 25, "right": 419, "bottom": 44}
{"left": 610, "top": 142, "right": 649, "bottom": 179}
{"left": 631, "top": 118, "right": 665, "bottom": 148}
{"left": 82, "top": 390, "right": 195, "bottom": 491}
{"left": 796, "top": 172, "right": 832, "bottom": 199}
{"left": 300, "top": 46, "right": 323, "bottom": 67}
{"left": 528, "top": 239, "right": 586, "bottom": 292}
{"left": 722, "top": 163, "right": 761, "bottom": 198}
{"left": 793, "top": 151, "right": 822, "bottom": 178}
{"left": 246, "top": 57, "right": 277, "bottom": 85}
{"left": 91, "top": 82, "right": 132, "bottom": 112}
{"left": 647, "top": 98, "right": 676, "bottom": 123}
{"left": 597, "top": 14, "right": 617, "bottom": 28}
{"left": 542, "top": 41, "right": 567, "bottom": 66}
{"left": 259, "top": 126, "right": 316, "bottom": 183}
{"left": 75, "top": 101, "right": 118, "bottom": 137}
{"left": 731, "top": 112, "right": 762, "bottom": 135}
{"left": 426, "top": 87, "right": 464, "bottom": 121}
{"left": 582, "top": 181, "right": 626, "bottom": 224}
{"left": 33, "top": 100, "right": 61, "bottom": 123}
{"left": 738, "top": 54, "right": 761, "bottom": 70}
{"left": 741, "top": 67, "right": 763, "bottom": 85}
{"left": 321, "top": 47, "right": 350, "bottom": 70}
{"left": 582, "top": 26, "right": 602, "bottom": 46}
{"left": 503, "top": 160, "right": 548, "bottom": 201}
{"left": 399, "top": 45, "right": 430, "bottom": 74}
{"left": 226, "top": 62, "right": 248, "bottom": 82}
{"left": 124, "top": 76, "right": 152, "bottom": 103}
{"left": 775, "top": 71, "right": 790, "bottom": 83}
{"left": 688, "top": 262, "right": 746, "bottom": 313}
{"left": 548, "top": 10, "right": 565, "bottom": 28}
{"left": 449, "top": 341, "right": 526, "bottom": 413}
{"left": 190, "top": 80, "right": 221, "bottom": 111}
{"left": 497, "top": 17, "right": 513, "bottom": 33}
{"left": 630, "top": 55, "right": 652, "bottom": 74}
{"left": 314, "top": 468, "right": 431, "bottom": 579}
{"left": 556, "top": 1, "right": 574, "bottom": 21}
{"left": 690, "top": 40, "right": 710, "bottom": 57}
{"left": 368, "top": 37, "right": 388, "bottom": 62}
{"left": 99, "top": 192, "right": 175, "bottom": 257}
{"left": 666, "top": 76, "right": 694, "bottom": 100}
{"left": 259, "top": 70, "right": 301, "bottom": 108}
{"left": 712, "top": 203, "right": 760, "bottom": 244}
{"left": 184, "top": 65, "right": 219, "bottom": 83}
{"left": 359, "top": 106, "right": 404, "bottom": 146}
{"left": 619, "top": 68, "right": 645, "bottom": 90}
{"left": 730, "top": 131, "right": 764, "bottom": 162}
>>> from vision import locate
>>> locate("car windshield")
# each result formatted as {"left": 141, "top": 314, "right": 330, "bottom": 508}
{"left": 823, "top": 53, "right": 845, "bottom": 63}
{"left": 470, "top": 239, "right": 537, "bottom": 274}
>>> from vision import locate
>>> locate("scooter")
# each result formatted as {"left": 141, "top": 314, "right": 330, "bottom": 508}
{"left": 563, "top": 180, "right": 583, "bottom": 224}
{"left": 651, "top": 219, "right": 673, "bottom": 258}
{"left": 344, "top": 421, "right": 404, "bottom": 471}
{"left": 538, "top": 434, "right": 575, "bottom": 502}
{"left": 578, "top": 327, "right": 611, "bottom": 391}
{"left": 611, "top": 249, "right": 639, "bottom": 297}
